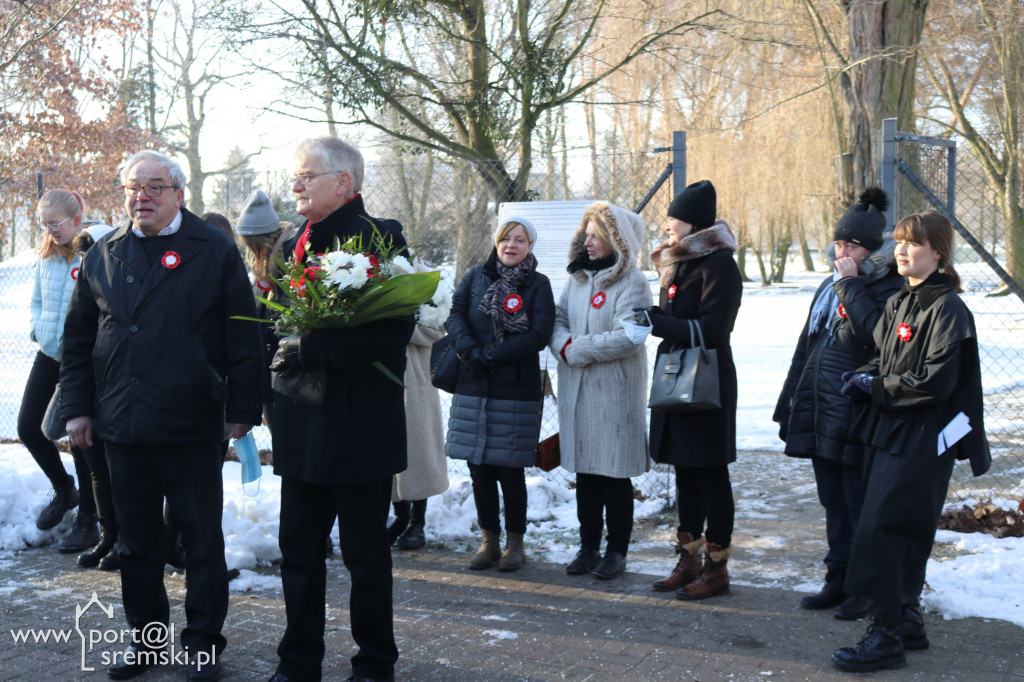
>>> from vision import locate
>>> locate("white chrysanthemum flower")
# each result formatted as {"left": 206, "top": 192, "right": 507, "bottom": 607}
{"left": 417, "top": 302, "right": 447, "bottom": 331}
{"left": 390, "top": 255, "right": 414, "bottom": 276}
{"left": 323, "top": 251, "right": 373, "bottom": 290}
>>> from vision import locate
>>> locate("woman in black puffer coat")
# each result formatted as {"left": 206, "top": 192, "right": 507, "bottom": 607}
{"left": 445, "top": 217, "right": 555, "bottom": 572}
{"left": 774, "top": 188, "right": 902, "bottom": 620}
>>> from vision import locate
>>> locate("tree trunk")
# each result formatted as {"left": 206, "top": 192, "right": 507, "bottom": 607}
{"left": 841, "top": 0, "right": 928, "bottom": 194}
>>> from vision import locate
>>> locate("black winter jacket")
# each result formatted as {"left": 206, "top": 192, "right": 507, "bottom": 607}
{"left": 648, "top": 224, "right": 743, "bottom": 468}
{"left": 60, "top": 210, "right": 263, "bottom": 443}
{"left": 444, "top": 250, "right": 555, "bottom": 466}
{"left": 773, "top": 243, "right": 903, "bottom": 465}
{"left": 270, "top": 195, "right": 414, "bottom": 484}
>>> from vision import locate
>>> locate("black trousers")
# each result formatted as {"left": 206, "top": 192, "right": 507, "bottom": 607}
{"left": 675, "top": 465, "right": 735, "bottom": 548}
{"left": 276, "top": 475, "right": 397, "bottom": 681}
{"left": 106, "top": 441, "right": 227, "bottom": 655}
{"left": 812, "top": 457, "right": 864, "bottom": 572}
{"left": 18, "top": 351, "right": 93, "bottom": 516}
{"left": 576, "top": 473, "right": 634, "bottom": 555}
{"left": 468, "top": 463, "right": 527, "bottom": 534}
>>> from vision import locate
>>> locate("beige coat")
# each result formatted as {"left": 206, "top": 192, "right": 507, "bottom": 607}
{"left": 393, "top": 324, "right": 450, "bottom": 501}
{"left": 549, "top": 203, "right": 653, "bottom": 478}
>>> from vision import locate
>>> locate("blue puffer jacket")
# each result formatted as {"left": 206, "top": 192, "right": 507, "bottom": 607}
{"left": 444, "top": 250, "right": 555, "bottom": 467}
{"left": 30, "top": 253, "right": 81, "bottom": 360}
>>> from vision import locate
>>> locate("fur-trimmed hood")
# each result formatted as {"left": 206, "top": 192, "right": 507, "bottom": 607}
{"left": 651, "top": 220, "right": 737, "bottom": 287}
{"left": 567, "top": 202, "right": 645, "bottom": 288}
{"left": 858, "top": 239, "right": 896, "bottom": 278}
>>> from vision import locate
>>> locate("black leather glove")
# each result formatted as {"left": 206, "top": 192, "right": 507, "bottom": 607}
{"left": 462, "top": 347, "right": 494, "bottom": 375}
{"left": 840, "top": 371, "right": 873, "bottom": 402}
{"left": 269, "top": 334, "right": 302, "bottom": 377}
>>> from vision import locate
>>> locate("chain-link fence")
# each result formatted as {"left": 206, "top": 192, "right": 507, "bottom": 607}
{"left": 0, "top": 143, "right": 683, "bottom": 501}
{"left": 881, "top": 119, "right": 1024, "bottom": 499}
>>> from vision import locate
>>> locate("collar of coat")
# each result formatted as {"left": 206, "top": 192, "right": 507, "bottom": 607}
{"left": 905, "top": 270, "right": 955, "bottom": 310}
{"left": 565, "top": 202, "right": 639, "bottom": 288}
{"left": 650, "top": 220, "right": 737, "bottom": 287}
{"left": 858, "top": 239, "right": 897, "bottom": 278}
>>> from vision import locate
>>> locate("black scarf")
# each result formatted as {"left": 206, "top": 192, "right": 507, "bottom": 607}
{"left": 479, "top": 251, "right": 536, "bottom": 341}
{"left": 567, "top": 252, "right": 617, "bottom": 274}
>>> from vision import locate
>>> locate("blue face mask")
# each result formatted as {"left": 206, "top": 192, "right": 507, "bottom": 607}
{"left": 234, "top": 432, "right": 262, "bottom": 494}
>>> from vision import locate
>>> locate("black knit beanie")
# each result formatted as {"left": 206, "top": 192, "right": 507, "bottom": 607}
{"left": 667, "top": 180, "right": 716, "bottom": 230}
{"left": 833, "top": 187, "right": 888, "bottom": 252}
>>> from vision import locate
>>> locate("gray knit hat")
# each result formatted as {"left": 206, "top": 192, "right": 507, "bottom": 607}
{"left": 236, "top": 190, "right": 280, "bottom": 236}
{"left": 495, "top": 216, "right": 538, "bottom": 250}
{"left": 833, "top": 187, "right": 888, "bottom": 252}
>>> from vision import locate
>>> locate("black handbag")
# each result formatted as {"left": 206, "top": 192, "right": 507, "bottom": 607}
{"left": 42, "top": 384, "right": 67, "bottom": 441}
{"left": 648, "top": 319, "right": 721, "bottom": 411}
{"left": 429, "top": 335, "right": 458, "bottom": 393}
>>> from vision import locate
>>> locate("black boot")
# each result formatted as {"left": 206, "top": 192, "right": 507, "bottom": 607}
{"left": 899, "top": 602, "right": 929, "bottom": 651}
{"left": 36, "top": 476, "right": 79, "bottom": 531}
{"left": 566, "top": 546, "right": 601, "bottom": 575}
{"left": 78, "top": 526, "right": 116, "bottom": 568}
{"left": 397, "top": 499, "right": 427, "bottom": 549}
{"left": 591, "top": 551, "right": 627, "bottom": 580}
{"left": 831, "top": 607, "right": 906, "bottom": 672}
{"left": 801, "top": 567, "right": 846, "bottom": 609}
{"left": 98, "top": 542, "right": 120, "bottom": 571}
{"left": 387, "top": 501, "right": 412, "bottom": 546}
{"left": 58, "top": 512, "right": 99, "bottom": 553}
{"left": 834, "top": 596, "right": 875, "bottom": 620}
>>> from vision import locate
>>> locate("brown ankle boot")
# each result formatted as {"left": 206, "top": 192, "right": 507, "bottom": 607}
{"left": 652, "top": 533, "right": 704, "bottom": 592}
{"left": 498, "top": 532, "right": 525, "bottom": 572}
{"left": 677, "top": 542, "right": 733, "bottom": 600}
{"left": 468, "top": 530, "right": 501, "bottom": 570}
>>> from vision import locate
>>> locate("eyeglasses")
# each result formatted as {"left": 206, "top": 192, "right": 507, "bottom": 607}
{"left": 289, "top": 171, "right": 341, "bottom": 185}
{"left": 122, "top": 184, "right": 176, "bottom": 198}
{"left": 39, "top": 216, "right": 73, "bottom": 230}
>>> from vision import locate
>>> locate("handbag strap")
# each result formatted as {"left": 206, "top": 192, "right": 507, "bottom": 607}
{"left": 688, "top": 319, "right": 707, "bottom": 350}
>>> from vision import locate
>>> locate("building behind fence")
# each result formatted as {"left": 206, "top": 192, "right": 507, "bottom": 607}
{"left": 1, "top": 129, "right": 1021, "bottom": 503}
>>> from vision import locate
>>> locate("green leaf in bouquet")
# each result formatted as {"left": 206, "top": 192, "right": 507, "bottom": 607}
{"left": 347, "top": 271, "right": 440, "bottom": 325}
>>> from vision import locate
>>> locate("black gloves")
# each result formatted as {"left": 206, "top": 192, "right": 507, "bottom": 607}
{"left": 840, "top": 371, "right": 873, "bottom": 402}
{"left": 269, "top": 334, "right": 303, "bottom": 377}
{"left": 460, "top": 346, "right": 495, "bottom": 375}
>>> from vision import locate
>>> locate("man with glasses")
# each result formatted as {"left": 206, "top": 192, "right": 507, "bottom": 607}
{"left": 268, "top": 137, "right": 411, "bottom": 682}
{"left": 60, "top": 150, "right": 263, "bottom": 681}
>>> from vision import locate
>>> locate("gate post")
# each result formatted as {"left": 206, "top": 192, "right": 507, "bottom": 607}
{"left": 879, "top": 118, "right": 897, "bottom": 236}
{"left": 672, "top": 130, "right": 687, "bottom": 197}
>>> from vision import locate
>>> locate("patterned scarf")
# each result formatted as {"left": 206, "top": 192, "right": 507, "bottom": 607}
{"left": 478, "top": 252, "right": 536, "bottom": 342}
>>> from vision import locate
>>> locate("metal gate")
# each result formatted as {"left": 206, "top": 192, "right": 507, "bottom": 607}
{"left": 879, "top": 118, "right": 1024, "bottom": 495}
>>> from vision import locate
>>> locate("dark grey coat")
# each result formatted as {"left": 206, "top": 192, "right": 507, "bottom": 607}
{"left": 773, "top": 243, "right": 903, "bottom": 466}
{"left": 444, "top": 251, "right": 555, "bottom": 467}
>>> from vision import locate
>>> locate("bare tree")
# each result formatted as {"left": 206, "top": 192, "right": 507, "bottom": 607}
{"left": 920, "top": 0, "right": 1023, "bottom": 288}
{"left": 259, "top": 0, "right": 724, "bottom": 203}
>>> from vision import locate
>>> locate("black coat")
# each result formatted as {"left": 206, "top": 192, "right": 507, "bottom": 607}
{"left": 773, "top": 244, "right": 903, "bottom": 465}
{"left": 270, "top": 196, "right": 414, "bottom": 484}
{"left": 648, "top": 225, "right": 743, "bottom": 468}
{"left": 60, "top": 209, "right": 263, "bottom": 443}
{"left": 444, "top": 250, "right": 555, "bottom": 466}
{"left": 845, "top": 271, "right": 989, "bottom": 604}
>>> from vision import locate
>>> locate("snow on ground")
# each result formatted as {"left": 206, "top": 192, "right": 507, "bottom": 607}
{"left": 1, "top": 256, "right": 1023, "bottom": 626}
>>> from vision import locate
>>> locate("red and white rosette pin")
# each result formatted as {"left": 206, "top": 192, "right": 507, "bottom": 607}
{"left": 503, "top": 293, "right": 523, "bottom": 314}
{"left": 161, "top": 251, "right": 182, "bottom": 269}
{"left": 256, "top": 278, "right": 273, "bottom": 292}
{"left": 667, "top": 284, "right": 677, "bottom": 299}
{"left": 837, "top": 303, "right": 847, "bottom": 319}
{"left": 591, "top": 291, "right": 606, "bottom": 309}
{"left": 70, "top": 267, "right": 79, "bottom": 281}
{"left": 897, "top": 322, "right": 913, "bottom": 342}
